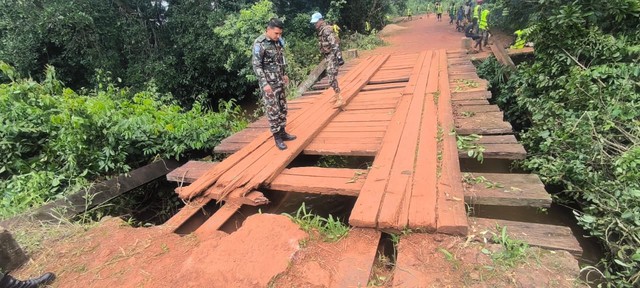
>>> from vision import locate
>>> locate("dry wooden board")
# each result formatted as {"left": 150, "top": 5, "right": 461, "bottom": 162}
{"left": 321, "top": 125, "right": 388, "bottom": 133}
{"left": 474, "top": 135, "right": 519, "bottom": 144}
{"left": 490, "top": 43, "right": 516, "bottom": 70}
{"left": 470, "top": 217, "right": 582, "bottom": 256}
{"left": 312, "top": 137, "right": 382, "bottom": 144}
{"left": 333, "top": 113, "right": 394, "bottom": 122}
{"left": 456, "top": 111, "right": 504, "bottom": 120}
{"left": 325, "top": 120, "right": 390, "bottom": 127}
{"left": 361, "top": 83, "right": 407, "bottom": 92}
{"left": 455, "top": 113, "right": 513, "bottom": 135}
{"left": 455, "top": 104, "right": 501, "bottom": 113}
{"left": 452, "top": 90, "right": 492, "bottom": 100}
{"left": 463, "top": 172, "right": 551, "bottom": 207}
{"left": 436, "top": 49, "right": 469, "bottom": 235}
{"left": 303, "top": 142, "right": 379, "bottom": 156}
{"left": 316, "top": 131, "right": 386, "bottom": 138}
{"left": 269, "top": 173, "right": 364, "bottom": 196}
{"left": 350, "top": 51, "right": 429, "bottom": 228}
{"left": 194, "top": 203, "right": 241, "bottom": 238}
{"left": 459, "top": 143, "right": 526, "bottom": 160}
{"left": 331, "top": 229, "right": 382, "bottom": 287}
{"left": 454, "top": 99, "right": 490, "bottom": 106}
{"left": 167, "top": 161, "right": 219, "bottom": 183}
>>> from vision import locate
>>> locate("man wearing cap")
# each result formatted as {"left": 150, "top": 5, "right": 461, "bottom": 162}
{"left": 310, "top": 12, "right": 345, "bottom": 109}
{"left": 252, "top": 18, "right": 296, "bottom": 150}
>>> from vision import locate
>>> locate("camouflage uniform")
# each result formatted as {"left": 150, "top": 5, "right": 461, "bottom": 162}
{"left": 252, "top": 34, "right": 287, "bottom": 134}
{"left": 316, "top": 23, "right": 342, "bottom": 93}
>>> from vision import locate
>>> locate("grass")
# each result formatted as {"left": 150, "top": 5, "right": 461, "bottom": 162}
{"left": 483, "top": 225, "right": 530, "bottom": 267}
{"left": 453, "top": 132, "right": 485, "bottom": 163}
{"left": 462, "top": 173, "right": 504, "bottom": 189}
{"left": 284, "top": 203, "right": 349, "bottom": 242}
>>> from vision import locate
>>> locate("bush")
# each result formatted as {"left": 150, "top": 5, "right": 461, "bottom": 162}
{"left": 476, "top": 0, "right": 640, "bottom": 284}
{"left": 0, "top": 63, "right": 246, "bottom": 219}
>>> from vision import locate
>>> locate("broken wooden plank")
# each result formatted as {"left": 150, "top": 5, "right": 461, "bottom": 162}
{"left": 463, "top": 172, "right": 552, "bottom": 208}
{"left": 28, "top": 159, "right": 182, "bottom": 222}
{"left": 490, "top": 43, "right": 516, "bottom": 70}
{"left": 455, "top": 112, "right": 513, "bottom": 135}
{"left": 470, "top": 217, "right": 582, "bottom": 256}
{"left": 459, "top": 143, "right": 526, "bottom": 160}
{"left": 194, "top": 203, "right": 241, "bottom": 238}
{"left": 331, "top": 228, "right": 381, "bottom": 287}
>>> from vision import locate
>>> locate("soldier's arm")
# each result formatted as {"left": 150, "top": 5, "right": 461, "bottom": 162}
{"left": 252, "top": 42, "right": 269, "bottom": 89}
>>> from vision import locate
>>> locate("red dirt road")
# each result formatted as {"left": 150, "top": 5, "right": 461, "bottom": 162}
{"left": 368, "top": 14, "right": 464, "bottom": 55}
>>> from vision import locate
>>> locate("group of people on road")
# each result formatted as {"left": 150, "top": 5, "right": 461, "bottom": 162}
{"left": 252, "top": 13, "right": 345, "bottom": 150}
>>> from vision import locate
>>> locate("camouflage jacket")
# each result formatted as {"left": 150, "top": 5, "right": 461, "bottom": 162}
{"left": 252, "top": 34, "right": 286, "bottom": 89}
{"left": 316, "top": 23, "right": 340, "bottom": 56}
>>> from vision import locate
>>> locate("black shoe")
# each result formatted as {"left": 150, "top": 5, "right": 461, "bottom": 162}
{"left": 337, "top": 56, "right": 345, "bottom": 66}
{"left": 0, "top": 272, "right": 56, "bottom": 288}
{"left": 273, "top": 133, "right": 287, "bottom": 150}
{"left": 280, "top": 130, "right": 297, "bottom": 141}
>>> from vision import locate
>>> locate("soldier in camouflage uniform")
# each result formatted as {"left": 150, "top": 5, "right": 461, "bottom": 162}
{"left": 310, "top": 12, "right": 345, "bottom": 109}
{"left": 252, "top": 18, "right": 296, "bottom": 150}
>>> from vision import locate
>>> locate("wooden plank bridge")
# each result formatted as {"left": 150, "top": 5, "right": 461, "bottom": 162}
{"left": 163, "top": 47, "right": 583, "bottom": 285}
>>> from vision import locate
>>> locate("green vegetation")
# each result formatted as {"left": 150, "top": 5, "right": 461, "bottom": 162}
{"left": 0, "top": 64, "right": 245, "bottom": 219}
{"left": 284, "top": 203, "right": 349, "bottom": 242}
{"left": 454, "top": 133, "right": 485, "bottom": 163}
{"left": 476, "top": 0, "right": 640, "bottom": 285}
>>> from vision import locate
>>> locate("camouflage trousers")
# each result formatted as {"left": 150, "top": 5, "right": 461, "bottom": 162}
{"left": 325, "top": 52, "right": 341, "bottom": 93}
{"left": 262, "top": 85, "right": 287, "bottom": 134}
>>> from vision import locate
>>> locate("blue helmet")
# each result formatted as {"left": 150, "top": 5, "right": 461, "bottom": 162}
{"left": 310, "top": 12, "right": 323, "bottom": 24}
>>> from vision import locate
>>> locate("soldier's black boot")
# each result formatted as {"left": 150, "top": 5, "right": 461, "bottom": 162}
{"left": 280, "top": 130, "right": 297, "bottom": 141}
{"left": 0, "top": 272, "right": 56, "bottom": 288}
{"left": 273, "top": 133, "right": 287, "bottom": 150}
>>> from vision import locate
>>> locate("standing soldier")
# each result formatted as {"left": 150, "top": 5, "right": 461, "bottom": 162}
{"left": 310, "top": 12, "right": 345, "bottom": 109}
{"left": 252, "top": 18, "right": 296, "bottom": 150}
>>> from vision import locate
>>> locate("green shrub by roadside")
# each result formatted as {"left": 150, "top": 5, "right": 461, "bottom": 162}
{"left": 476, "top": 0, "right": 639, "bottom": 283}
{"left": 0, "top": 63, "right": 246, "bottom": 219}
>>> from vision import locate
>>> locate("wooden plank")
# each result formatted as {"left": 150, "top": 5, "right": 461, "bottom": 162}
{"left": 312, "top": 137, "right": 381, "bottom": 145}
{"left": 28, "top": 159, "right": 182, "bottom": 222}
{"left": 436, "top": 49, "right": 469, "bottom": 235}
{"left": 454, "top": 99, "right": 490, "bottom": 106}
{"left": 490, "top": 44, "right": 517, "bottom": 69}
{"left": 360, "top": 83, "right": 407, "bottom": 92}
{"left": 316, "top": 131, "right": 386, "bottom": 139}
{"left": 377, "top": 66, "right": 427, "bottom": 229}
{"left": 167, "top": 161, "right": 219, "bottom": 183}
{"left": 463, "top": 172, "right": 551, "bottom": 207}
{"left": 304, "top": 143, "right": 379, "bottom": 156}
{"left": 350, "top": 52, "right": 429, "bottom": 228}
{"left": 378, "top": 51, "right": 436, "bottom": 229}
{"left": 194, "top": 203, "right": 241, "bottom": 238}
{"left": 471, "top": 218, "right": 582, "bottom": 256}
{"left": 407, "top": 51, "right": 439, "bottom": 231}
{"left": 452, "top": 90, "right": 492, "bottom": 100}
{"left": 474, "top": 135, "right": 519, "bottom": 144}
{"left": 459, "top": 143, "right": 526, "bottom": 160}
{"left": 269, "top": 174, "right": 363, "bottom": 196}
{"left": 455, "top": 112, "right": 513, "bottom": 135}
{"left": 331, "top": 229, "right": 381, "bottom": 287}
{"left": 455, "top": 104, "right": 501, "bottom": 113}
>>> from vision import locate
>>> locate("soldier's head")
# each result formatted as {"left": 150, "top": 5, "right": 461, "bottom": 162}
{"left": 266, "top": 18, "right": 284, "bottom": 41}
